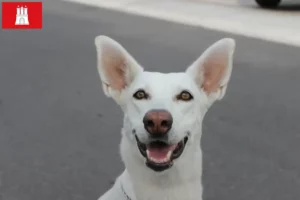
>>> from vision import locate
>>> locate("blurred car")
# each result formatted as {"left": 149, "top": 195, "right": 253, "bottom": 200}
{"left": 255, "top": 0, "right": 281, "bottom": 8}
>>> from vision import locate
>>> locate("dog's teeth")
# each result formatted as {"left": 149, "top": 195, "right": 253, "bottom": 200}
{"left": 152, "top": 156, "right": 169, "bottom": 163}
{"left": 146, "top": 149, "right": 173, "bottom": 163}
{"left": 167, "top": 150, "right": 172, "bottom": 159}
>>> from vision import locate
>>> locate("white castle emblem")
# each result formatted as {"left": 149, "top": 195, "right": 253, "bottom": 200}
{"left": 15, "top": 6, "right": 29, "bottom": 25}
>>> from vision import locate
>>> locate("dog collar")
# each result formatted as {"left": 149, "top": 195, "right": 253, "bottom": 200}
{"left": 121, "top": 183, "right": 132, "bottom": 200}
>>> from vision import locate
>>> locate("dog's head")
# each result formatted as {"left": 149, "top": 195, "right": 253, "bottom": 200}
{"left": 95, "top": 36, "right": 235, "bottom": 172}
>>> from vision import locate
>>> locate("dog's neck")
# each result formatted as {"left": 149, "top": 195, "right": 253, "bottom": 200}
{"left": 120, "top": 133, "right": 203, "bottom": 200}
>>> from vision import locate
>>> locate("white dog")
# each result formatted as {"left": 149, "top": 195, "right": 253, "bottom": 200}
{"left": 94, "top": 36, "right": 235, "bottom": 200}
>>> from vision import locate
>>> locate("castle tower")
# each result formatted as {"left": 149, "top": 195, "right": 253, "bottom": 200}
{"left": 15, "top": 6, "right": 29, "bottom": 25}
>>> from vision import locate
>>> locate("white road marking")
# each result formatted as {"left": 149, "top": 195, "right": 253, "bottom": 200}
{"left": 64, "top": 0, "right": 300, "bottom": 47}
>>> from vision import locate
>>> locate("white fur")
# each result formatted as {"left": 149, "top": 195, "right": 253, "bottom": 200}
{"left": 94, "top": 35, "right": 235, "bottom": 200}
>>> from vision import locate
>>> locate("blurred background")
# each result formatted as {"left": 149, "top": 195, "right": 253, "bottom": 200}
{"left": 0, "top": 0, "right": 300, "bottom": 200}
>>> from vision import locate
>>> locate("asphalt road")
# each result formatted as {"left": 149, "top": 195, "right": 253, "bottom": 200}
{"left": 1, "top": 1, "right": 300, "bottom": 200}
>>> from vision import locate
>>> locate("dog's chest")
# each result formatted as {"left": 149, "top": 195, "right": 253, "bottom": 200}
{"left": 132, "top": 181, "right": 203, "bottom": 200}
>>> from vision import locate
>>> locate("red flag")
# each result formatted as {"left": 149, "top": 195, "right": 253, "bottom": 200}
{"left": 2, "top": 2, "right": 43, "bottom": 29}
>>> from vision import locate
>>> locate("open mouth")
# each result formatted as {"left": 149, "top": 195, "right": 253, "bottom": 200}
{"left": 135, "top": 135, "right": 188, "bottom": 172}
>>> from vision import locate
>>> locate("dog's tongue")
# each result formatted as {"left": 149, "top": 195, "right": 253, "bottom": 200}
{"left": 147, "top": 144, "right": 177, "bottom": 161}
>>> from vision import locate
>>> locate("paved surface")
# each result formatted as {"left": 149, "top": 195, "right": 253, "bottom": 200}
{"left": 65, "top": 0, "right": 300, "bottom": 47}
{"left": 1, "top": 1, "right": 300, "bottom": 200}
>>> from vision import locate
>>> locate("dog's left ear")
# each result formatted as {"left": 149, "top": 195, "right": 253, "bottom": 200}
{"left": 186, "top": 38, "right": 235, "bottom": 101}
{"left": 95, "top": 35, "right": 143, "bottom": 103}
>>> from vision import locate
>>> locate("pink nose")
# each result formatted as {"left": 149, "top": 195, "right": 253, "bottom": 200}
{"left": 143, "top": 109, "right": 173, "bottom": 135}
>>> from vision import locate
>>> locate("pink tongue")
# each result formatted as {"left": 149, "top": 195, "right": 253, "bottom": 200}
{"left": 147, "top": 144, "right": 177, "bottom": 160}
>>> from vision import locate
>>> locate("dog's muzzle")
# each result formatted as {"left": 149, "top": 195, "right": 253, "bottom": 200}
{"left": 135, "top": 109, "right": 188, "bottom": 172}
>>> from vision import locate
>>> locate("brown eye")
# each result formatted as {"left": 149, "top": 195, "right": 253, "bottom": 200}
{"left": 177, "top": 91, "right": 193, "bottom": 101}
{"left": 133, "top": 90, "right": 148, "bottom": 100}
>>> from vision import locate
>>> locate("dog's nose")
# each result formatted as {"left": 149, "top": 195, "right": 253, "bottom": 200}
{"left": 143, "top": 109, "right": 173, "bottom": 135}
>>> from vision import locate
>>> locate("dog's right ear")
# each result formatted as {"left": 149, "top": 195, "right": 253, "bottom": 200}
{"left": 186, "top": 38, "right": 235, "bottom": 103}
{"left": 94, "top": 36, "right": 143, "bottom": 102}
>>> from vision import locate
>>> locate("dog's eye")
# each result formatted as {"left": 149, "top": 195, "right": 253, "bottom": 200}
{"left": 177, "top": 91, "right": 193, "bottom": 101}
{"left": 133, "top": 90, "right": 148, "bottom": 100}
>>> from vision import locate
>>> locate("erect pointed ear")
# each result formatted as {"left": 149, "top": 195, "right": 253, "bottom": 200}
{"left": 186, "top": 38, "right": 235, "bottom": 101}
{"left": 94, "top": 35, "right": 143, "bottom": 102}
